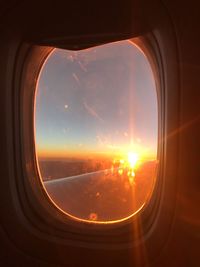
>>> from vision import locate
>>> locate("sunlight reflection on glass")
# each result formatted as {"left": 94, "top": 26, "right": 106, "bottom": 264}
{"left": 35, "top": 40, "right": 158, "bottom": 223}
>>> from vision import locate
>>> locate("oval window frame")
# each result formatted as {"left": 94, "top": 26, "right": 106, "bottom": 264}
{"left": 34, "top": 39, "right": 159, "bottom": 224}
{"left": 19, "top": 35, "right": 167, "bottom": 246}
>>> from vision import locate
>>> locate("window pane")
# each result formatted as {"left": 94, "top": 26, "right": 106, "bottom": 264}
{"left": 35, "top": 40, "right": 158, "bottom": 223}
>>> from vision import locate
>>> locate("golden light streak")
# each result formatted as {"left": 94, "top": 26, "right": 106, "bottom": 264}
{"left": 128, "top": 151, "right": 139, "bottom": 168}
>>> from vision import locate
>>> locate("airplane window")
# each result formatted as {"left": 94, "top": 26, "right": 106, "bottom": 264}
{"left": 35, "top": 40, "right": 158, "bottom": 223}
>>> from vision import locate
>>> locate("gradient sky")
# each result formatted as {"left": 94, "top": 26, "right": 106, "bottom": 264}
{"left": 35, "top": 40, "right": 158, "bottom": 159}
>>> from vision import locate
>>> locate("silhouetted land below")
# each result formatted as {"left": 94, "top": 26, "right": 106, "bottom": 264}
{"left": 38, "top": 157, "right": 157, "bottom": 221}
{"left": 39, "top": 158, "right": 114, "bottom": 181}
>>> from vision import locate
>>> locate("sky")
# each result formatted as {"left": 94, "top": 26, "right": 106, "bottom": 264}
{"left": 35, "top": 40, "right": 158, "bottom": 159}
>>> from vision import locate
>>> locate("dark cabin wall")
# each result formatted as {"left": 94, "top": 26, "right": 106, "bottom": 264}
{"left": 154, "top": 1, "right": 200, "bottom": 266}
{"left": 0, "top": 1, "right": 199, "bottom": 266}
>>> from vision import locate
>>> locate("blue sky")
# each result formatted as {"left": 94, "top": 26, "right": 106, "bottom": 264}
{"left": 35, "top": 40, "right": 158, "bottom": 158}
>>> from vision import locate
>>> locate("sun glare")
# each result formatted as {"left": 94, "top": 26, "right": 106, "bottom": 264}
{"left": 111, "top": 151, "right": 140, "bottom": 180}
{"left": 128, "top": 152, "right": 139, "bottom": 169}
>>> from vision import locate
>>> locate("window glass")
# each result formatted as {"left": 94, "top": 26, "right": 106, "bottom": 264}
{"left": 35, "top": 40, "right": 158, "bottom": 223}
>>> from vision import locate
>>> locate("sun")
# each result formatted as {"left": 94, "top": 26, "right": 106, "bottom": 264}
{"left": 127, "top": 151, "right": 139, "bottom": 169}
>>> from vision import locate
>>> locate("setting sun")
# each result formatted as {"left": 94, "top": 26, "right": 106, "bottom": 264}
{"left": 128, "top": 152, "right": 139, "bottom": 169}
